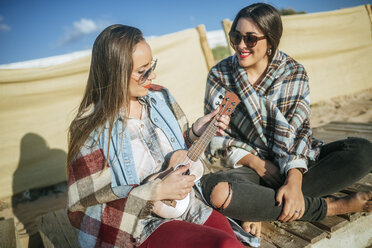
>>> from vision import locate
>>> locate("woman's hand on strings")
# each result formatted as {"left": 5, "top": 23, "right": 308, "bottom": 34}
{"left": 156, "top": 164, "right": 195, "bottom": 201}
{"left": 193, "top": 107, "right": 230, "bottom": 137}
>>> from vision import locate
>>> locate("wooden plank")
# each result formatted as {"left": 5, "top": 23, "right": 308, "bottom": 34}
{"left": 221, "top": 19, "right": 235, "bottom": 56}
{"left": 311, "top": 215, "right": 348, "bottom": 232}
{"left": 54, "top": 209, "right": 80, "bottom": 247}
{"left": 312, "top": 121, "right": 372, "bottom": 143}
{"left": 38, "top": 211, "right": 70, "bottom": 248}
{"left": 258, "top": 238, "right": 278, "bottom": 248}
{"left": 261, "top": 222, "right": 311, "bottom": 248}
{"left": 275, "top": 221, "right": 328, "bottom": 243}
{"left": 341, "top": 183, "right": 372, "bottom": 194}
{"left": 356, "top": 172, "right": 372, "bottom": 186}
{"left": 321, "top": 122, "right": 372, "bottom": 132}
{"left": 0, "top": 218, "right": 20, "bottom": 248}
{"left": 196, "top": 24, "right": 215, "bottom": 70}
{"left": 339, "top": 212, "right": 362, "bottom": 222}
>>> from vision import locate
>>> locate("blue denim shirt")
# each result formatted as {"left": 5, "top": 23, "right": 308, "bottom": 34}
{"left": 93, "top": 89, "right": 187, "bottom": 197}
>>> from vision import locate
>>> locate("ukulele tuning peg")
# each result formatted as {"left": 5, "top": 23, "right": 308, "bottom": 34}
{"left": 226, "top": 97, "right": 230, "bottom": 101}
{"left": 232, "top": 102, "right": 236, "bottom": 106}
{"left": 219, "top": 95, "right": 224, "bottom": 99}
{"left": 215, "top": 101, "right": 220, "bottom": 106}
{"left": 230, "top": 112, "right": 235, "bottom": 117}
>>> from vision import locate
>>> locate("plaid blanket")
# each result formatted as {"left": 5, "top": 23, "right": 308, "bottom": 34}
{"left": 67, "top": 85, "right": 189, "bottom": 247}
{"left": 204, "top": 51, "right": 322, "bottom": 175}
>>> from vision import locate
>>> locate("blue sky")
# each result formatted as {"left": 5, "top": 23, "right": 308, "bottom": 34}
{"left": 0, "top": 0, "right": 370, "bottom": 65}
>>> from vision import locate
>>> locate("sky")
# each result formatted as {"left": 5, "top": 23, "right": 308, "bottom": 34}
{"left": 0, "top": 0, "right": 371, "bottom": 65}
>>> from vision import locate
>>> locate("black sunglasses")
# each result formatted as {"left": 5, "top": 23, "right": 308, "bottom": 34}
{"left": 229, "top": 31, "right": 265, "bottom": 48}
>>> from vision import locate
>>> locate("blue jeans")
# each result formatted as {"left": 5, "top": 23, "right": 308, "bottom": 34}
{"left": 201, "top": 137, "right": 372, "bottom": 222}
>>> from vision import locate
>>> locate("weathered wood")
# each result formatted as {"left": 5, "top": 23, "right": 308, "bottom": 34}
{"left": 321, "top": 122, "right": 372, "bottom": 133}
{"left": 339, "top": 212, "right": 362, "bottom": 222}
{"left": 261, "top": 222, "right": 311, "bottom": 248}
{"left": 38, "top": 210, "right": 79, "bottom": 248}
{"left": 54, "top": 209, "right": 80, "bottom": 247}
{"left": 0, "top": 218, "right": 20, "bottom": 248}
{"left": 196, "top": 24, "right": 215, "bottom": 70}
{"left": 311, "top": 215, "right": 348, "bottom": 232}
{"left": 312, "top": 121, "right": 372, "bottom": 143}
{"left": 356, "top": 172, "right": 372, "bottom": 186}
{"left": 275, "top": 221, "right": 327, "bottom": 243}
{"left": 221, "top": 19, "right": 235, "bottom": 56}
{"left": 342, "top": 183, "right": 372, "bottom": 194}
{"left": 258, "top": 238, "right": 277, "bottom": 248}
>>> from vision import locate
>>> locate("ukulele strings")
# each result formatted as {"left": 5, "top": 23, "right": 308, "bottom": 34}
{"left": 185, "top": 97, "right": 230, "bottom": 163}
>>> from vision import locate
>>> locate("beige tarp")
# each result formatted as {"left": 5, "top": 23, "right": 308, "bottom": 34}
{"left": 1, "top": 5, "right": 371, "bottom": 199}
{"left": 0, "top": 28, "right": 208, "bottom": 199}
{"left": 279, "top": 5, "right": 372, "bottom": 103}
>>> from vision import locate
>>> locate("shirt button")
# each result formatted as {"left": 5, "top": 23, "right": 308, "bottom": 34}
{"left": 154, "top": 117, "right": 158, "bottom": 122}
{"left": 157, "top": 160, "right": 162, "bottom": 164}
{"left": 148, "top": 140, "right": 152, "bottom": 145}
{"left": 171, "top": 137, "right": 175, "bottom": 142}
{"left": 140, "top": 124, "right": 145, "bottom": 129}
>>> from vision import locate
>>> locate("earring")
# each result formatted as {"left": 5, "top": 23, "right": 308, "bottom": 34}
{"left": 267, "top": 48, "right": 272, "bottom": 56}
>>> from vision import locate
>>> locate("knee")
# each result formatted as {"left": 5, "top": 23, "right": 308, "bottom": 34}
{"left": 210, "top": 182, "right": 232, "bottom": 210}
{"left": 347, "top": 137, "right": 372, "bottom": 168}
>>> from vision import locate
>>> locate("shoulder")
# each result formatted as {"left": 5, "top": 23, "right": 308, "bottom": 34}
{"left": 209, "top": 55, "right": 234, "bottom": 76}
{"left": 274, "top": 50, "right": 307, "bottom": 75}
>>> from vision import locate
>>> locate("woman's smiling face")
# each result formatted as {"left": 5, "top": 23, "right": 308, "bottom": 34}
{"left": 233, "top": 17, "right": 270, "bottom": 69}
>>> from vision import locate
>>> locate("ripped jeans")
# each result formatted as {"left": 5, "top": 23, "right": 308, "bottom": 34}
{"left": 201, "top": 137, "right": 372, "bottom": 222}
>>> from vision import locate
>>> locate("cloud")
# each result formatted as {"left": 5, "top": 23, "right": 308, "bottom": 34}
{"left": 0, "top": 15, "right": 11, "bottom": 31}
{"left": 59, "top": 18, "right": 106, "bottom": 45}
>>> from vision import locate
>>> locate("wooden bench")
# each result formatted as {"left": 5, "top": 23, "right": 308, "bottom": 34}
{"left": 37, "top": 122, "right": 372, "bottom": 248}
{"left": 0, "top": 218, "right": 21, "bottom": 248}
{"left": 37, "top": 209, "right": 80, "bottom": 248}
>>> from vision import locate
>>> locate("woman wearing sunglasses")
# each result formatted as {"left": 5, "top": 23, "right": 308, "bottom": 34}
{"left": 66, "top": 24, "right": 245, "bottom": 247}
{"left": 201, "top": 3, "right": 372, "bottom": 239}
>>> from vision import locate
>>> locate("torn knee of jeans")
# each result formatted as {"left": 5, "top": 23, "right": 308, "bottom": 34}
{"left": 209, "top": 181, "right": 232, "bottom": 210}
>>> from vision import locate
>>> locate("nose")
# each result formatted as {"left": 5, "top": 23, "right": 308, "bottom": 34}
{"left": 236, "top": 38, "right": 246, "bottom": 50}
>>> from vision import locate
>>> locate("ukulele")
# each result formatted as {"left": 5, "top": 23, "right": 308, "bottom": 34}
{"left": 152, "top": 91, "right": 241, "bottom": 219}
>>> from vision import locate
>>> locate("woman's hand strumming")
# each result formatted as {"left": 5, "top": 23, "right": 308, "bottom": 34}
{"left": 155, "top": 164, "right": 196, "bottom": 201}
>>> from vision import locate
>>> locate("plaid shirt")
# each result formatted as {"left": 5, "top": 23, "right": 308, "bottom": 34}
{"left": 204, "top": 51, "right": 322, "bottom": 175}
{"left": 67, "top": 85, "right": 211, "bottom": 247}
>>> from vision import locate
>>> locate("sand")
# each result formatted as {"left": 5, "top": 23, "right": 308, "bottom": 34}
{"left": 310, "top": 89, "right": 372, "bottom": 128}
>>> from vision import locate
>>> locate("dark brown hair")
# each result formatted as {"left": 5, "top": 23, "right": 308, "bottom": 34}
{"left": 230, "top": 3, "right": 283, "bottom": 60}
{"left": 67, "top": 24, "right": 144, "bottom": 165}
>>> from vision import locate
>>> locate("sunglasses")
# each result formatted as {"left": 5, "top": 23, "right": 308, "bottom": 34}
{"left": 138, "top": 59, "right": 157, "bottom": 84}
{"left": 229, "top": 31, "right": 265, "bottom": 48}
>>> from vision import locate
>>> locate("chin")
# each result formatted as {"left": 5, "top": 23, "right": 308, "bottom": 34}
{"left": 237, "top": 58, "right": 254, "bottom": 68}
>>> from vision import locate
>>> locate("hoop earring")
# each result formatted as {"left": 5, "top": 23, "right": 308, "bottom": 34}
{"left": 267, "top": 48, "right": 272, "bottom": 56}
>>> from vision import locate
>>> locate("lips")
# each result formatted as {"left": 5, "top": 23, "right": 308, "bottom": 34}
{"left": 143, "top": 84, "right": 151, "bottom": 89}
{"left": 238, "top": 50, "right": 251, "bottom": 59}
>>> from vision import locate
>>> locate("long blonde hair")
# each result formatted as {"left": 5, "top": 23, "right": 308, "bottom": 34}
{"left": 67, "top": 24, "right": 144, "bottom": 166}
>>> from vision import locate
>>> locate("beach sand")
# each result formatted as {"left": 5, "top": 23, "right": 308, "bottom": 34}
{"left": 0, "top": 89, "right": 371, "bottom": 247}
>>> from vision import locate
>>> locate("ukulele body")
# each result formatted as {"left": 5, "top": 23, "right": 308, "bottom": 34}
{"left": 152, "top": 149, "right": 204, "bottom": 219}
